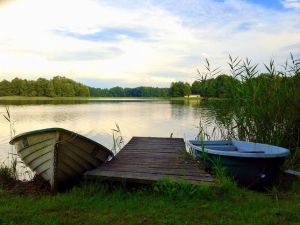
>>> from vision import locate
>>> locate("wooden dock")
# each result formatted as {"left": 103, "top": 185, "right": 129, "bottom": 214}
{"left": 85, "top": 137, "right": 213, "bottom": 184}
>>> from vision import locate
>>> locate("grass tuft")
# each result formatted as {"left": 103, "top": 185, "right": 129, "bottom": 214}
{"left": 0, "top": 164, "right": 15, "bottom": 183}
{"left": 154, "top": 177, "right": 211, "bottom": 199}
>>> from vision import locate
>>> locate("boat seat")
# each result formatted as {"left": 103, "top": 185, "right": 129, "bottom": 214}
{"left": 204, "top": 145, "right": 237, "bottom": 151}
{"left": 237, "top": 149, "right": 265, "bottom": 153}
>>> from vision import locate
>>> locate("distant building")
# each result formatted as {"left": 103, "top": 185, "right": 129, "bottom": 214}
{"left": 184, "top": 95, "right": 201, "bottom": 98}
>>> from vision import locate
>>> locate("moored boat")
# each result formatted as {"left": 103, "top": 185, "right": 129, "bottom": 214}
{"left": 186, "top": 140, "right": 290, "bottom": 187}
{"left": 10, "top": 128, "right": 114, "bottom": 190}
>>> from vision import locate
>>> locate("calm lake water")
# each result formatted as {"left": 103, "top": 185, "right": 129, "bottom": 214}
{"left": 0, "top": 99, "right": 222, "bottom": 166}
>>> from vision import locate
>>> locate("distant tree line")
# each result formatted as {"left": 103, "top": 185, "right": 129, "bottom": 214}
{"left": 0, "top": 76, "right": 90, "bottom": 97}
{"left": 191, "top": 74, "right": 240, "bottom": 98}
{"left": 169, "top": 74, "right": 241, "bottom": 98}
{"left": 89, "top": 86, "right": 169, "bottom": 97}
{"left": 169, "top": 82, "right": 191, "bottom": 97}
{"left": 0, "top": 76, "right": 171, "bottom": 98}
{"left": 1, "top": 74, "right": 289, "bottom": 98}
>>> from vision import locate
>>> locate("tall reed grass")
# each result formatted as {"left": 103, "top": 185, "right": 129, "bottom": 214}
{"left": 1, "top": 106, "right": 18, "bottom": 180}
{"left": 111, "top": 123, "right": 124, "bottom": 155}
{"left": 1, "top": 106, "right": 34, "bottom": 181}
{"left": 198, "top": 54, "right": 300, "bottom": 168}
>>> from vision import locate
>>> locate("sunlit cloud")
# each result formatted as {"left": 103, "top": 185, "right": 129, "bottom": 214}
{"left": 281, "top": 0, "right": 300, "bottom": 9}
{"left": 0, "top": 0, "right": 299, "bottom": 87}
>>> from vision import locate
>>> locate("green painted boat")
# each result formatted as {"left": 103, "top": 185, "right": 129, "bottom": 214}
{"left": 10, "top": 128, "right": 114, "bottom": 190}
{"left": 187, "top": 140, "right": 290, "bottom": 187}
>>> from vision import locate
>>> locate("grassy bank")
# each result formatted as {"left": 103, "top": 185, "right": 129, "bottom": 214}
{"left": 0, "top": 178, "right": 300, "bottom": 225}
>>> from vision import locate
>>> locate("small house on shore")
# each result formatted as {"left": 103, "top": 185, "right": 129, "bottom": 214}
{"left": 184, "top": 95, "right": 201, "bottom": 99}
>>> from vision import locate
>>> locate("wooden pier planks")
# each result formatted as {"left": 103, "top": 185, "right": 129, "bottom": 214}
{"left": 85, "top": 137, "right": 213, "bottom": 184}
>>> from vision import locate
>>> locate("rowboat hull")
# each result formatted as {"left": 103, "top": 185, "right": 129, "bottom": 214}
{"left": 187, "top": 140, "right": 289, "bottom": 187}
{"left": 196, "top": 151, "right": 285, "bottom": 186}
{"left": 10, "top": 128, "right": 113, "bottom": 190}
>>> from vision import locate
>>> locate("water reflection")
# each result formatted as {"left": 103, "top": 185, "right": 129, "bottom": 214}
{"left": 0, "top": 98, "right": 162, "bottom": 106}
{"left": 0, "top": 99, "right": 224, "bottom": 164}
{"left": 0, "top": 99, "right": 89, "bottom": 105}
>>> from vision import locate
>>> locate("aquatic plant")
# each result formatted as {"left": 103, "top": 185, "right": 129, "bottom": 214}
{"left": 197, "top": 54, "right": 300, "bottom": 169}
{"left": 111, "top": 123, "right": 124, "bottom": 155}
{"left": 1, "top": 106, "right": 34, "bottom": 181}
{"left": 1, "top": 106, "right": 19, "bottom": 180}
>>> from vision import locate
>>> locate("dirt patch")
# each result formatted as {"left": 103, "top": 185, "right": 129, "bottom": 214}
{"left": 0, "top": 175, "right": 51, "bottom": 195}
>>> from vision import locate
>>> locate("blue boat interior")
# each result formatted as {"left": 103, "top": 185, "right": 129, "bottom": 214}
{"left": 187, "top": 140, "right": 290, "bottom": 158}
{"left": 189, "top": 140, "right": 265, "bottom": 153}
{"left": 204, "top": 145, "right": 238, "bottom": 151}
{"left": 193, "top": 140, "right": 232, "bottom": 146}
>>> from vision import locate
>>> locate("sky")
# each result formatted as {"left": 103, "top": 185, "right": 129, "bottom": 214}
{"left": 0, "top": 0, "right": 299, "bottom": 88}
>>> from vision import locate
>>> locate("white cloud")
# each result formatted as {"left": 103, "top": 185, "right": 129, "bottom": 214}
{"left": 0, "top": 0, "right": 299, "bottom": 87}
{"left": 281, "top": 0, "right": 300, "bottom": 9}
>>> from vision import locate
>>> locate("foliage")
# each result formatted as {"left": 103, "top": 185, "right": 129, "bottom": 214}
{"left": 229, "top": 55, "right": 299, "bottom": 149}
{"left": 89, "top": 86, "right": 170, "bottom": 97}
{"left": 169, "top": 81, "right": 191, "bottom": 97}
{"left": 197, "top": 54, "right": 300, "bottom": 169}
{"left": 0, "top": 76, "right": 170, "bottom": 98}
{"left": 0, "top": 76, "right": 90, "bottom": 97}
{"left": 108, "top": 86, "right": 125, "bottom": 97}
{"left": 192, "top": 74, "right": 240, "bottom": 98}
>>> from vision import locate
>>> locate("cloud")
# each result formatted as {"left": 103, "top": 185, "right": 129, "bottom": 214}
{"left": 281, "top": 0, "right": 300, "bottom": 9}
{"left": 0, "top": 0, "right": 13, "bottom": 5}
{"left": 47, "top": 48, "right": 123, "bottom": 61}
{"left": 0, "top": 0, "right": 299, "bottom": 87}
{"left": 55, "top": 28, "right": 149, "bottom": 42}
{"left": 236, "top": 22, "right": 253, "bottom": 32}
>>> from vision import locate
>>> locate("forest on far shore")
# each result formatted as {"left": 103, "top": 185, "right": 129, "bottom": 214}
{"left": 1, "top": 73, "right": 297, "bottom": 98}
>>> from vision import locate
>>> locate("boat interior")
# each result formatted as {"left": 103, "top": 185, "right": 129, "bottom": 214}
{"left": 189, "top": 140, "right": 265, "bottom": 153}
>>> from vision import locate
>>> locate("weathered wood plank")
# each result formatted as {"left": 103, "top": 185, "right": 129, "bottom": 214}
{"left": 101, "top": 162, "right": 203, "bottom": 169}
{"left": 88, "top": 170, "right": 214, "bottom": 183}
{"left": 85, "top": 137, "right": 213, "bottom": 184}
{"left": 99, "top": 167, "right": 207, "bottom": 177}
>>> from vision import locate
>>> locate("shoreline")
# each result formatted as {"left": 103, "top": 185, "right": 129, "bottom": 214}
{"left": 0, "top": 96, "right": 207, "bottom": 101}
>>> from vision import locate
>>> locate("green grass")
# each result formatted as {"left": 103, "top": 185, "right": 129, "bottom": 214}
{"left": 0, "top": 164, "right": 16, "bottom": 182}
{"left": 0, "top": 179, "right": 300, "bottom": 225}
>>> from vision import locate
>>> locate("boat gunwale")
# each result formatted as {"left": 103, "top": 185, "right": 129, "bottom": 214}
{"left": 187, "top": 140, "right": 290, "bottom": 158}
{"left": 9, "top": 127, "right": 114, "bottom": 157}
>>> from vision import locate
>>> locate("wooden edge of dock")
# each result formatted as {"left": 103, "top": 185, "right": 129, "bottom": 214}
{"left": 85, "top": 136, "right": 214, "bottom": 185}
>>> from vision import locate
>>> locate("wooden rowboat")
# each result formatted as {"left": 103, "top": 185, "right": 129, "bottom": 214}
{"left": 10, "top": 128, "right": 114, "bottom": 190}
{"left": 187, "top": 140, "right": 290, "bottom": 187}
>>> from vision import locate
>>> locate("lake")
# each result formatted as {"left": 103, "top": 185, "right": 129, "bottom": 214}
{"left": 0, "top": 99, "right": 222, "bottom": 166}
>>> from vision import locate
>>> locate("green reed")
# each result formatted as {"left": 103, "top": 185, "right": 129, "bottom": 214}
{"left": 1, "top": 106, "right": 34, "bottom": 181}
{"left": 198, "top": 54, "right": 300, "bottom": 168}
{"left": 1, "top": 106, "right": 18, "bottom": 180}
{"left": 229, "top": 54, "right": 299, "bottom": 148}
{"left": 111, "top": 123, "right": 124, "bottom": 155}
